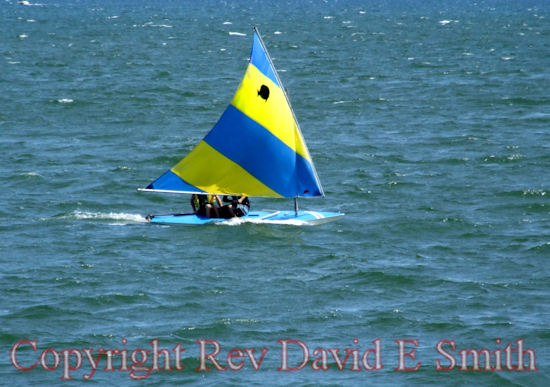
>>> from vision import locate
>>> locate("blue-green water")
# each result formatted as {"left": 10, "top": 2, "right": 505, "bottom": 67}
{"left": 2, "top": 0, "right": 549, "bottom": 384}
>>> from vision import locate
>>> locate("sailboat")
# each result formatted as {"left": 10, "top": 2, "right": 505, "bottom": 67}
{"left": 139, "top": 27, "right": 343, "bottom": 225}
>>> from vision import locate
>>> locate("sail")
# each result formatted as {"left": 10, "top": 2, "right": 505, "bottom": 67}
{"left": 143, "top": 27, "right": 324, "bottom": 198}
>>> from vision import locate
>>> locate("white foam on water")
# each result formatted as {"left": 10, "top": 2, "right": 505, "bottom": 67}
{"left": 20, "top": 172, "right": 42, "bottom": 178}
{"left": 142, "top": 22, "right": 173, "bottom": 28}
{"left": 215, "top": 217, "right": 310, "bottom": 227}
{"left": 229, "top": 32, "right": 246, "bottom": 37}
{"left": 70, "top": 211, "right": 148, "bottom": 224}
{"left": 18, "top": 1, "right": 44, "bottom": 6}
{"left": 439, "top": 20, "right": 457, "bottom": 25}
{"left": 57, "top": 98, "right": 74, "bottom": 104}
{"left": 214, "top": 217, "right": 246, "bottom": 226}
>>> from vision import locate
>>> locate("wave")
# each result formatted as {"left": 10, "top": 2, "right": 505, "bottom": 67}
{"left": 18, "top": 1, "right": 45, "bottom": 6}
{"left": 56, "top": 98, "right": 74, "bottom": 104}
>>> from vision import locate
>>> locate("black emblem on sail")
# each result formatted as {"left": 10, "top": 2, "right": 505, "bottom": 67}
{"left": 258, "top": 85, "right": 270, "bottom": 101}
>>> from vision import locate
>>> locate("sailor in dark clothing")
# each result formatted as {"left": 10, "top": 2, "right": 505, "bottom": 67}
{"left": 219, "top": 196, "right": 250, "bottom": 218}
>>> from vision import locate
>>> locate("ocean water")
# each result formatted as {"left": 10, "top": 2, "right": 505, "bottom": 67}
{"left": 1, "top": 0, "right": 549, "bottom": 384}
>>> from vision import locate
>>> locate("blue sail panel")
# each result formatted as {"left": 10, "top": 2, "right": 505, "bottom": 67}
{"left": 146, "top": 170, "right": 204, "bottom": 193}
{"left": 203, "top": 105, "right": 322, "bottom": 197}
{"left": 250, "top": 32, "right": 280, "bottom": 87}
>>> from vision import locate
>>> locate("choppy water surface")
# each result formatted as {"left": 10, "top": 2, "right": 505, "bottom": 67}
{"left": 1, "top": 0, "right": 549, "bottom": 384}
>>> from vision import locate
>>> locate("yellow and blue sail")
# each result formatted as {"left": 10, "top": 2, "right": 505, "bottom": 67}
{"left": 144, "top": 28, "right": 324, "bottom": 198}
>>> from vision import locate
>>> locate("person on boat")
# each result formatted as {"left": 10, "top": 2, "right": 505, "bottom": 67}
{"left": 190, "top": 194, "right": 222, "bottom": 218}
{"left": 219, "top": 195, "right": 250, "bottom": 218}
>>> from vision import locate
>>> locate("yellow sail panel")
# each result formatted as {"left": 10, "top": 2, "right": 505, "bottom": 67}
{"left": 170, "top": 141, "right": 282, "bottom": 197}
{"left": 231, "top": 63, "right": 311, "bottom": 162}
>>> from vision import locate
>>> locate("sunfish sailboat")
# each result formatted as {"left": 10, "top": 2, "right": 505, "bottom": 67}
{"left": 139, "top": 27, "right": 343, "bottom": 225}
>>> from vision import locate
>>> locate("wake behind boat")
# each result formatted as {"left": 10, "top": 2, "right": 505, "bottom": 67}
{"left": 139, "top": 27, "right": 343, "bottom": 226}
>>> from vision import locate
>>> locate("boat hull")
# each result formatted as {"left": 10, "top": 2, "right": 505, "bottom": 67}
{"left": 147, "top": 210, "right": 344, "bottom": 226}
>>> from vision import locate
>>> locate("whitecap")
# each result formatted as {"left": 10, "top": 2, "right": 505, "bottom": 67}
{"left": 142, "top": 22, "right": 172, "bottom": 28}
{"left": 522, "top": 189, "right": 546, "bottom": 196}
{"left": 223, "top": 21, "right": 232, "bottom": 25}
{"left": 439, "top": 20, "right": 452, "bottom": 25}
{"left": 506, "top": 154, "right": 523, "bottom": 161}
{"left": 57, "top": 98, "right": 74, "bottom": 104}
{"left": 18, "top": 1, "right": 44, "bottom": 6}
{"left": 20, "top": 172, "right": 42, "bottom": 177}
{"left": 229, "top": 32, "right": 246, "bottom": 36}
{"left": 274, "top": 31, "right": 282, "bottom": 35}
